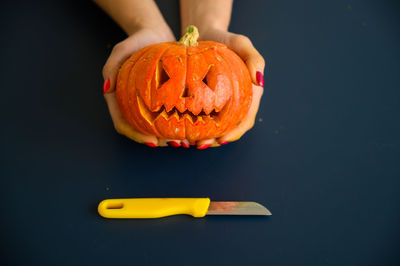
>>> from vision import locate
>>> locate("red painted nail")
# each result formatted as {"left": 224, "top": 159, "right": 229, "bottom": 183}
{"left": 197, "top": 144, "right": 211, "bottom": 150}
{"left": 168, "top": 141, "right": 181, "bottom": 147}
{"left": 256, "top": 71, "right": 264, "bottom": 87}
{"left": 181, "top": 142, "right": 190, "bottom": 148}
{"left": 144, "top": 142, "right": 157, "bottom": 147}
{"left": 219, "top": 141, "right": 230, "bottom": 146}
{"left": 103, "top": 79, "right": 110, "bottom": 94}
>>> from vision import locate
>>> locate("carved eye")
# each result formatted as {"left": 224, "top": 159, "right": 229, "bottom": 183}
{"left": 202, "top": 65, "right": 214, "bottom": 91}
{"left": 202, "top": 74, "right": 208, "bottom": 86}
{"left": 157, "top": 63, "right": 170, "bottom": 89}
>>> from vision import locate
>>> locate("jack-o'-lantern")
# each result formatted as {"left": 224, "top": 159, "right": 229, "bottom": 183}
{"left": 116, "top": 26, "right": 252, "bottom": 142}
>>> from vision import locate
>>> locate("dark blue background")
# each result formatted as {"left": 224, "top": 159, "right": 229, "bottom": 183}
{"left": 1, "top": 0, "right": 399, "bottom": 265}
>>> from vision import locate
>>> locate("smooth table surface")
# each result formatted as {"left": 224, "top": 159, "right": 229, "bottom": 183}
{"left": 1, "top": 0, "right": 399, "bottom": 265}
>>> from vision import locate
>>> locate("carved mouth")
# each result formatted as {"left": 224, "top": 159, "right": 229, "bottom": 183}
{"left": 156, "top": 106, "right": 221, "bottom": 123}
{"left": 137, "top": 96, "right": 227, "bottom": 124}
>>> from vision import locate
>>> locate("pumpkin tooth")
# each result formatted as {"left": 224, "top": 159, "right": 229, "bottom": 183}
{"left": 196, "top": 116, "right": 204, "bottom": 123}
{"left": 183, "top": 113, "right": 194, "bottom": 124}
{"left": 190, "top": 109, "right": 201, "bottom": 116}
{"left": 171, "top": 110, "right": 180, "bottom": 121}
{"left": 164, "top": 105, "right": 175, "bottom": 113}
{"left": 155, "top": 109, "right": 168, "bottom": 120}
{"left": 155, "top": 104, "right": 165, "bottom": 113}
{"left": 203, "top": 108, "right": 215, "bottom": 116}
{"left": 177, "top": 106, "right": 187, "bottom": 113}
{"left": 197, "top": 109, "right": 209, "bottom": 117}
{"left": 152, "top": 105, "right": 162, "bottom": 112}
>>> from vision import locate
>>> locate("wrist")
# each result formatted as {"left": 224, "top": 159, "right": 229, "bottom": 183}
{"left": 196, "top": 25, "right": 227, "bottom": 41}
{"left": 126, "top": 18, "right": 168, "bottom": 36}
{"left": 198, "top": 22, "right": 227, "bottom": 34}
{"left": 129, "top": 23, "right": 175, "bottom": 44}
{"left": 180, "top": 0, "right": 232, "bottom": 37}
{"left": 182, "top": 19, "right": 228, "bottom": 41}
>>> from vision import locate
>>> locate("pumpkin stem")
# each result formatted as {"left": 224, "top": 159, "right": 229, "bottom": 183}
{"left": 178, "top": 25, "right": 199, "bottom": 46}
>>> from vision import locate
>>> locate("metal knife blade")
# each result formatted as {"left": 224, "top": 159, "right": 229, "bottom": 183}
{"left": 207, "top": 201, "right": 271, "bottom": 216}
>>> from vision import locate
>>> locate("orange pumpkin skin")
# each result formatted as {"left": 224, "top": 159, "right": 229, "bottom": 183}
{"left": 116, "top": 39, "right": 252, "bottom": 142}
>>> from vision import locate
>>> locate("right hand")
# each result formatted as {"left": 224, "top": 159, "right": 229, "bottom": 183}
{"left": 102, "top": 26, "right": 175, "bottom": 147}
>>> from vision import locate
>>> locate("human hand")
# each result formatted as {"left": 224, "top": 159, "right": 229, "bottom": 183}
{"left": 103, "top": 29, "right": 264, "bottom": 149}
{"left": 177, "top": 0, "right": 265, "bottom": 148}
{"left": 102, "top": 26, "right": 176, "bottom": 147}
{"left": 194, "top": 28, "right": 265, "bottom": 148}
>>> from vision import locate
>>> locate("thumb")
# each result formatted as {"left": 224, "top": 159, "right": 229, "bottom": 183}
{"left": 228, "top": 34, "right": 265, "bottom": 87}
{"left": 102, "top": 36, "right": 140, "bottom": 94}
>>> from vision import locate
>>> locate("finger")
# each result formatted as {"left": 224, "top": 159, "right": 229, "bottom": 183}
{"left": 217, "top": 85, "right": 264, "bottom": 143}
{"left": 228, "top": 34, "right": 266, "bottom": 87}
{"left": 157, "top": 139, "right": 169, "bottom": 147}
{"left": 102, "top": 36, "right": 140, "bottom": 94}
{"left": 104, "top": 92, "right": 158, "bottom": 146}
{"left": 166, "top": 139, "right": 182, "bottom": 147}
{"left": 181, "top": 139, "right": 190, "bottom": 148}
{"left": 158, "top": 139, "right": 189, "bottom": 148}
{"left": 196, "top": 138, "right": 216, "bottom": 150}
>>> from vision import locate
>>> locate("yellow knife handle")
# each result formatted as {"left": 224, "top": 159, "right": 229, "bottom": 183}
{"left": 98, "top": 198, "right": 211, "bottom": 219}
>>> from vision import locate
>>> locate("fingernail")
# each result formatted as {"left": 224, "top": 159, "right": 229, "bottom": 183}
{"left": 219, "top": 141, "right": 230, "bottom": 146}
{"left": 256, "top": 71, "right": 264, "bottom": 87}
{"left": 103, "top": 78, "right": 110, "bottom": 94}
{"left": 144, "top": 142, "right": 157, "bottom": 147}
{"left": 181, "top": 141, "right": 190, "bottom": 148}
{"left": 168, "top": 141, "right": 181, "bottom": 147}
{"left": 197, "top": 144, "right": 211, "bottom": 150}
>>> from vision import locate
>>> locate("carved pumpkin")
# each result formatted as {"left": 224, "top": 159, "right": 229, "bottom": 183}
{"left": 116, "top": 26, "right": 252, "bottom": 142}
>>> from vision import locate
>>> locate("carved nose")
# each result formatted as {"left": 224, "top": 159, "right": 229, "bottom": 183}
{"left": 182, "top": 85, "right": 193, "bottom": 98}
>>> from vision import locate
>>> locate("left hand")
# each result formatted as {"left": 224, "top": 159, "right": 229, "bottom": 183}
{"left": 195, "top": 28, "right": 265, "bottom": 148}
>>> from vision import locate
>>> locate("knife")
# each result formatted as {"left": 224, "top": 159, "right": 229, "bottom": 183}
{"left": 98, "top": 198, "right": 271, "bottom": 219}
